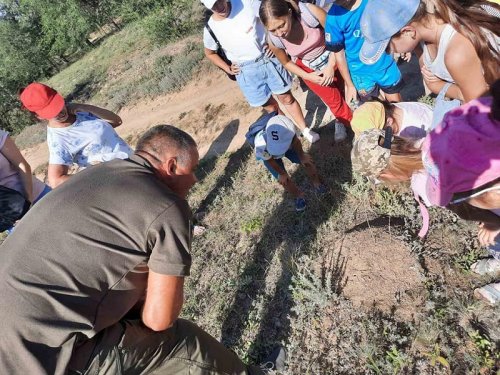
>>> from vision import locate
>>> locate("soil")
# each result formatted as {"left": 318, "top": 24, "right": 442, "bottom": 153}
{"left": 340, "top": 228, "right": 425, "bottom": 321}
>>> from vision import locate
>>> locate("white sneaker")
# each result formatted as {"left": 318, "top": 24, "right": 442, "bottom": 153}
{"left": 471, "top": 258, "right": 500, "bottom": 276}
{"left": 474, "top": 282, "right": 500, "bottom": 305}
{"left": 302, "top": 128, "right": 320, "bottom": 143}
{"left": 334, "top": 121, "right": 347, "bottom": 142}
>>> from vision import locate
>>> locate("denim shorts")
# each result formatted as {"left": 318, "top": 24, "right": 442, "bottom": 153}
{"left": 351, "top": 61, "right": 403, "bottom": 100}
{"left": 262, "top": 149, "right": 301, "bottom": 179}
{"left": 236, "top": 56, "right": 292, "bottom": 107}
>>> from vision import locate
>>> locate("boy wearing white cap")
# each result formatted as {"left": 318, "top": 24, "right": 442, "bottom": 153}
{"left": 201, "top": 0, "right": 320, "bottom": 144}
{"left": 252, "top": 114, "right": 325, "bottom": 211}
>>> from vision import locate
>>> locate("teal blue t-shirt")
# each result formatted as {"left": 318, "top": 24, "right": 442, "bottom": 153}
{"left": 324, "top": 0, "right": 394, "bottom": 74}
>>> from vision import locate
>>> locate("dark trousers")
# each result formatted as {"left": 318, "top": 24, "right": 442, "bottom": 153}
{"left": 68, "top": 319, "right": 263, "bottom": 374}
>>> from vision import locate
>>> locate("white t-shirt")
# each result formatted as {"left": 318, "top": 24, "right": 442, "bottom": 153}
{"left": 394, "top": 102, "right": 433, "bottom": 139}
{"left": 47, "top": 112, "right": 132, "bottom": 167}
{"left": 203, "top": 0, "right": 266, "bottom": 63}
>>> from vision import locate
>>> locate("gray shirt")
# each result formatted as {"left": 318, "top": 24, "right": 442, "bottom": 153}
{"left": 0, "top": 155, "right": 192, "bottom": 374}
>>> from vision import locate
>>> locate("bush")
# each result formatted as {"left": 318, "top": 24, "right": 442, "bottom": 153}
{"left": 141, "top": 0, "right": 204, "bottom": 45}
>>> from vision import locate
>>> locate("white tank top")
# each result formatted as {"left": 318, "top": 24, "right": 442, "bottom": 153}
{"left": 422, "top": 24, "right": 456, "bottom": 83}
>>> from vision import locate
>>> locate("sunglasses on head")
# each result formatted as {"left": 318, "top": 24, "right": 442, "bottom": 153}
{"left": 378, "top": 126, "right": 393, "bottom": 150}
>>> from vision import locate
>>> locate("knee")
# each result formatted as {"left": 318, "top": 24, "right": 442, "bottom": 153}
{"left": 277, "top": 93, "right": 296, "bottom": 106}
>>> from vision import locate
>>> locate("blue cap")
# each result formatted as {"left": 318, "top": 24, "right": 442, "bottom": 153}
{"left": 359, "top": 0, "right": 420, "bottom": 65}
{"left": 266, "top": 115, "right": 296, "bottom": 156}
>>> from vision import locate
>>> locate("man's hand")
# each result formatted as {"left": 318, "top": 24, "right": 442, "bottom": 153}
{"left": 345, "top": 85, "right": 358, "bottom": 105}
{"left": 478, "top": 222, "right": 500, "bottom": 247}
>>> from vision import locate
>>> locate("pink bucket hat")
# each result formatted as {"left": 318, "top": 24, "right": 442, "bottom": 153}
{"left": 422, "top": 97, "right": 500, "bottom": 207}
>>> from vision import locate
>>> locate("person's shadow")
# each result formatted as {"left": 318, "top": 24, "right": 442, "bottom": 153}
{"left": 220, "top": 124, "right": 352, "bottom": 360}
{"left": 300, "top": 80, "right": 329, "bottom": 128}
{"left": 195, "top": 119, "right": 253, "bottom": 216}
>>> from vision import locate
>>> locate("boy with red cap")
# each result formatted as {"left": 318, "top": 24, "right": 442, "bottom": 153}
{"left": 20, "top": 83, "right": 132, "bottom": 188}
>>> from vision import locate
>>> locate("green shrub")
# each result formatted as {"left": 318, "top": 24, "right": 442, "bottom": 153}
{"left": 141, "top": 0, "right": 204, "bottom": 45}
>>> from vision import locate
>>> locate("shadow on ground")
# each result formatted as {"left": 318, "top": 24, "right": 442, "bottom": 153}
{"left": 219, "top": 124, "right": 353, "bottom": 359}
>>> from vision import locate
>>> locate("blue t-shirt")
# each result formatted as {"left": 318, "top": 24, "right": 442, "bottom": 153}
{"left": 324, "top": 0, "right": 394, "bottom": 74}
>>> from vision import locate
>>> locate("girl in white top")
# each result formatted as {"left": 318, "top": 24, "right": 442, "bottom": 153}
{"left": 385, "top": 0, "right": 499, "bottom": 103}
{"left": 351, "top": 99, "right": 433, "bottom": 139}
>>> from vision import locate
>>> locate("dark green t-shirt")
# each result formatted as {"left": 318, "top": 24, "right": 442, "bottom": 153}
{"left": 0, "top": 155, "right": 192, "bottom": 375}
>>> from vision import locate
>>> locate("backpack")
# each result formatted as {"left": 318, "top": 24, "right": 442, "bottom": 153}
{"left": 205, "top": 23, "right": 237, "bottom": 81}
{"left": 267, "top": 2, "right": 321, "bottom": 50}
{"left": 0, "top": 185, "right": 30, "bottom": 232}
{"left": 245, "top": 111, "right": 278, "bottom": 147}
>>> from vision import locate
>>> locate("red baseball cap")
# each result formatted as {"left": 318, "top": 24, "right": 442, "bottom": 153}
{"left": 19, "top": 83, "right": 65, "bottom": 119}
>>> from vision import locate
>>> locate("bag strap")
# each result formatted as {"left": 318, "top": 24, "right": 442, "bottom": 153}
{"left": 437, "top": 82, "right": 454, "bottom": 101}
{"left": 298, "top": 2, "right": 320, "bottom": 28}
{"left": 414, "top": 191, "right": 430, "bottom": 238}
{"left": 205, "top": 23, "right": 223, "bottom": 51}
{"left": 267, "top": 32, "right": 286, "bottom": 50}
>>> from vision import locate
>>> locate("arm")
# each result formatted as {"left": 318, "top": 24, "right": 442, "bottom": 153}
{"left": 142, "top": 271, "right": 184, "bottom": 331}
{"left": 204, "top": 48, "right": 238, "bottom": 76}
{"left": 67, "top": 103, "right": 123, "bottom": 128}
{"left": 1, "top": 136, "right": 34, "bottom": 202}
{"left": 268, "top": 41, "right": 323, "bottom": 84}
{"left": 447, "top": 202, "right": 500, "bottom": 225}
{"left": 334, "top": 49, "right": 357, "bottom": 103}
{"left": 47, "top": 164, "right": 70, "bottom": 188}
{"left": 266, "top": 157, "right": 288, "bottom": 177}
{"left": 445, "top": 37, "right": 489, "bottom": 102}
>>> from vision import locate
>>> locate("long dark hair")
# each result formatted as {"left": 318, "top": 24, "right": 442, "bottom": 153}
{"left": 409, "top": 0, "right": 499, "bottom": 84}
{"left": 259, "top": 0, "right": 300, "bottom": 27}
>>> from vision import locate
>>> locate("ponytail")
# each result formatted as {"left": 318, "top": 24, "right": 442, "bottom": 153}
{"left": 410, "top": 0, "right": 500, "bottom": 84}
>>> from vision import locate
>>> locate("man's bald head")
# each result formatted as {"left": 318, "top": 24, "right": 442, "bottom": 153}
{"left": 135, "top": 125, "right": 197, "bottom": 166}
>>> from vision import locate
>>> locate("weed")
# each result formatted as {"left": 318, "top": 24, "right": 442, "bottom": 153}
{"left": 469, "top": 330, "right": 499, "bottom": 370}
{"left": 241, "top": 217, "right": 264, "bottom": 234}
{"left": 418, "top": 94, "right": 436, "bottom": 107}
{"left": 385, "top": 345, "right": 408, "bottom": 374}
{"left": 422, "top": 344, "right": 450, "bottom": 370}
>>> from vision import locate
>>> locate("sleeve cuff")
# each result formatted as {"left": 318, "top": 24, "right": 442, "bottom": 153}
{"left": 148, "top": 260, "right": 191, "bottom": 277}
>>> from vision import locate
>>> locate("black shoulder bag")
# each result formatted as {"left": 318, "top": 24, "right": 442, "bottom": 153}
{"left": 205, "top": 23, "right": 236, "bottom": 81}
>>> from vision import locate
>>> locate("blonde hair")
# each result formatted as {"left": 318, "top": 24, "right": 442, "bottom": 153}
{"left": 379, "top": 137, "right": 423, "bottom": 182}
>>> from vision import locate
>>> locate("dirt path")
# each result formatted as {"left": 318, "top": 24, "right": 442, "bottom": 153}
{"left": 22, "top": 68, "right": 330, "bottom": 172}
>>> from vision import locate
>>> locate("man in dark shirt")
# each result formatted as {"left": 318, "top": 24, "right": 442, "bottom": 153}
{"left": 0, "top": 125, "right": 279, "bottom": 374}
